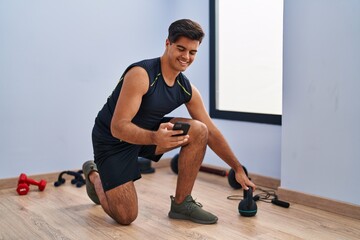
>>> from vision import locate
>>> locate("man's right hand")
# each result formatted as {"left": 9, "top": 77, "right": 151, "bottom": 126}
{"left": 153, "top": 122, "right": 189, "bottom": 148}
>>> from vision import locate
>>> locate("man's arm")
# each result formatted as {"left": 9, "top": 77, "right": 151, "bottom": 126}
{"left": 185, "top": 85, "right": 256, "bottom": 190}
{"left": 110, "top": 67, "right": 187, "bottom": 148}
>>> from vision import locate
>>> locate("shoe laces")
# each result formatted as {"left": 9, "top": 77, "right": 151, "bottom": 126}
{"left": 186, "top": 197, "right": 203, "bottom": 211}
{"left": 171, "top": 195, "right": 203, "bottom": 211}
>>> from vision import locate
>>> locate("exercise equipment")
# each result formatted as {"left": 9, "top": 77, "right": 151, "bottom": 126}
{"left": 252, "top": 188, "right": 290, "bottom": 208}
{"left": 227, "top": 167, "right": 249, "bottom": 189}
{"left": 238, "top": 187, "right": 257, "bottom": 217}
{"left": 171, "top": 153, "right": 227, "bottom": 176}
{"left": 170, "top": 153, "right": 249, "bottom": 189}
{"left": 170, "top": 154, "right": 180, "bottom": 174}
{"left": 16, "top": 184, "right": 29, "bottom": 195}
{"left": 271, "top": 197, "right": 290, "bottom": 208}
{"left": 17, "top": 173, "right": 47, "bottom": 195}
{"left": 138, "top": 157, "right": 155, "bottom": 174}
{"left": 227, "top": 188, "right": 290, "bottom": 217}
{"left": 54, "top": 170, "right": 85, "bottom": 188}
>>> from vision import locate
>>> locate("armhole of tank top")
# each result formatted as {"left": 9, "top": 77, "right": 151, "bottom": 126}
{"left": 186, "top": 85, "right": 193, "bottom": 103}
{"left": 176, "top": 74, "right": 192, "bottom": 102}
{"left": 121, "top": 64, "right": 153, "bottom": 96}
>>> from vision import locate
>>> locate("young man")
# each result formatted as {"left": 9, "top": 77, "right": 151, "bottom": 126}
{"left": 83, "top": 19, "right": 255, "bottom": 225}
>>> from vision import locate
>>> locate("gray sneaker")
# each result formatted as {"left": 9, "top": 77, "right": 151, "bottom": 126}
{"left": 168, "top": 195, "right": 218, "bottom": 224}
{"left": 82, "top": 160, "right": 100, "bottom": 204}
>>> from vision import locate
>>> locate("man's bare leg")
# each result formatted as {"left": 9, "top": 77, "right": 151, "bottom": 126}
{"left": 89, "top": 172, "right": 138, "bottom": 225}
{"left": 163, "top": 119, "right": 217, "bottom": 224}
{"left": 175, "top": 121, "right": 207, "bottom": 203}
{"left": 164, "top": 119, "right": 209, "bottom": 204}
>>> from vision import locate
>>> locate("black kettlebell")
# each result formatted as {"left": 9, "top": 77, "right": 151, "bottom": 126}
{"left": 170, "top": 154, "right": 179, "bottom": 174}
{"left": 238, "top": 187, "right": 257, "bottom": 217}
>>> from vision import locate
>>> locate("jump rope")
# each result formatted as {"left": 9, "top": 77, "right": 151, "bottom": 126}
{"left": 227, "top": 187, "right": 290, "bottom": 208}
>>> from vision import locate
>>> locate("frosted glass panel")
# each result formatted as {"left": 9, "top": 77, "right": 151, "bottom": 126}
{"left": 210, "top": 0, "right": 283, "bottom": 124}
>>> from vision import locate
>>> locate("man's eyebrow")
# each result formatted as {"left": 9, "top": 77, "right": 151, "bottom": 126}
{"left": 176, "top": 44, "right": 198, "bottom": 53}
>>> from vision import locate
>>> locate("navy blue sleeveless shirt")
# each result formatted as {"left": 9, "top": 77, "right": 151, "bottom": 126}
{"left": 92, "top": 57, "right": 193, "bottom": 144}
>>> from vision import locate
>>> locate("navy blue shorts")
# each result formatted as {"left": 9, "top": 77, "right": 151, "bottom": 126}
{"left": 92, "top": 117, "right": 172, "bottom": 191}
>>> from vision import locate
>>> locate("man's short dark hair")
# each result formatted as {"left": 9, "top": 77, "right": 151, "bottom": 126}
{"left": 168, "top": 19, "right": 205, "bottom": 44}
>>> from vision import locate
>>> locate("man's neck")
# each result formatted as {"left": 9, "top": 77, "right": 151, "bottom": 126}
{"left": 160, "top": 55, "right": 179, "bottom": 86}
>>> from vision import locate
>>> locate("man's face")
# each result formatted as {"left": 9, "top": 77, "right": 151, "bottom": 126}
{"left": 166, "top": 36, "right": 200, "bottom": 72}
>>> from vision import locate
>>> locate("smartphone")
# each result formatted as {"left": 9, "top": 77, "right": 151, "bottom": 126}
{"left": 172, "top": 122, "right": 190, "bottom": 136}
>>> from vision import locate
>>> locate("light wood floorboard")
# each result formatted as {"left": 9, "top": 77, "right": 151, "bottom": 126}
{"left": 0, "top": 167, "right": 359, "bottom": 240}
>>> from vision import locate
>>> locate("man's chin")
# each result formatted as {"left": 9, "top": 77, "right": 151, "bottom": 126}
{"left": 178, "top": 65, "right": 189, "bottom": 72}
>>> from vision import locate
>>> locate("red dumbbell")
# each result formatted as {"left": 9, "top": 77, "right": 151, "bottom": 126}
{"left": 16, "top": 173, "right": 47, "bottom": 195}
{"left": 17, "top": 183, "right": 29, "bottom": 195}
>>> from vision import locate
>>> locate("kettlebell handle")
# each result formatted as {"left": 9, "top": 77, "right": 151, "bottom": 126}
{"left": 245, "top": 187, "right": 253, "bottom": 208}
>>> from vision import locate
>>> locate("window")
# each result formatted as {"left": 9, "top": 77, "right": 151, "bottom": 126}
{"left": 209, "top": 0, "right": 283, "bottom": 125}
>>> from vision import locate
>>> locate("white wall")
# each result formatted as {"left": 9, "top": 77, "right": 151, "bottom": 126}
{"left": 0, "top": 0, "right": 281, "bottom": 180}
{"left": 0, "top": 0, "right": 171, "bottom": 177}
{"left": 281, "top": 0, "right": 360, "bottom": 205}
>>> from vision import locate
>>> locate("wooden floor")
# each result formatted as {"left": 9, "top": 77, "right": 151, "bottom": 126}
{"left": 1, "top": 167, "right": 359, "bottom": 240}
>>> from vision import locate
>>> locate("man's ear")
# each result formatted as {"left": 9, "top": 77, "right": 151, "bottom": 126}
{"left": 165, "top": 39, "right": 171, "bottom": 46}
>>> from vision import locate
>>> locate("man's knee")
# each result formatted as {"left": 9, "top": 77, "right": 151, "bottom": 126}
{"left": 107, "top": 199, "right": 138, "bottom": 225}
{"left": 189, "top": 120, "right": 208, "bottom": 143}
{"left": 105, "top": 182, "right": 139, "bottom": 225}
{"left": 112, "top": 209, "right": 138, "bottom": 225}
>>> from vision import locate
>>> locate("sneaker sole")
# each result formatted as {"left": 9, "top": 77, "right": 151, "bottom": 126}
{"left": 168, "top": 212, "right": 218, "bottom": 224}
{"left": 82, "top": 160, "right": 100, "bottom": 205}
